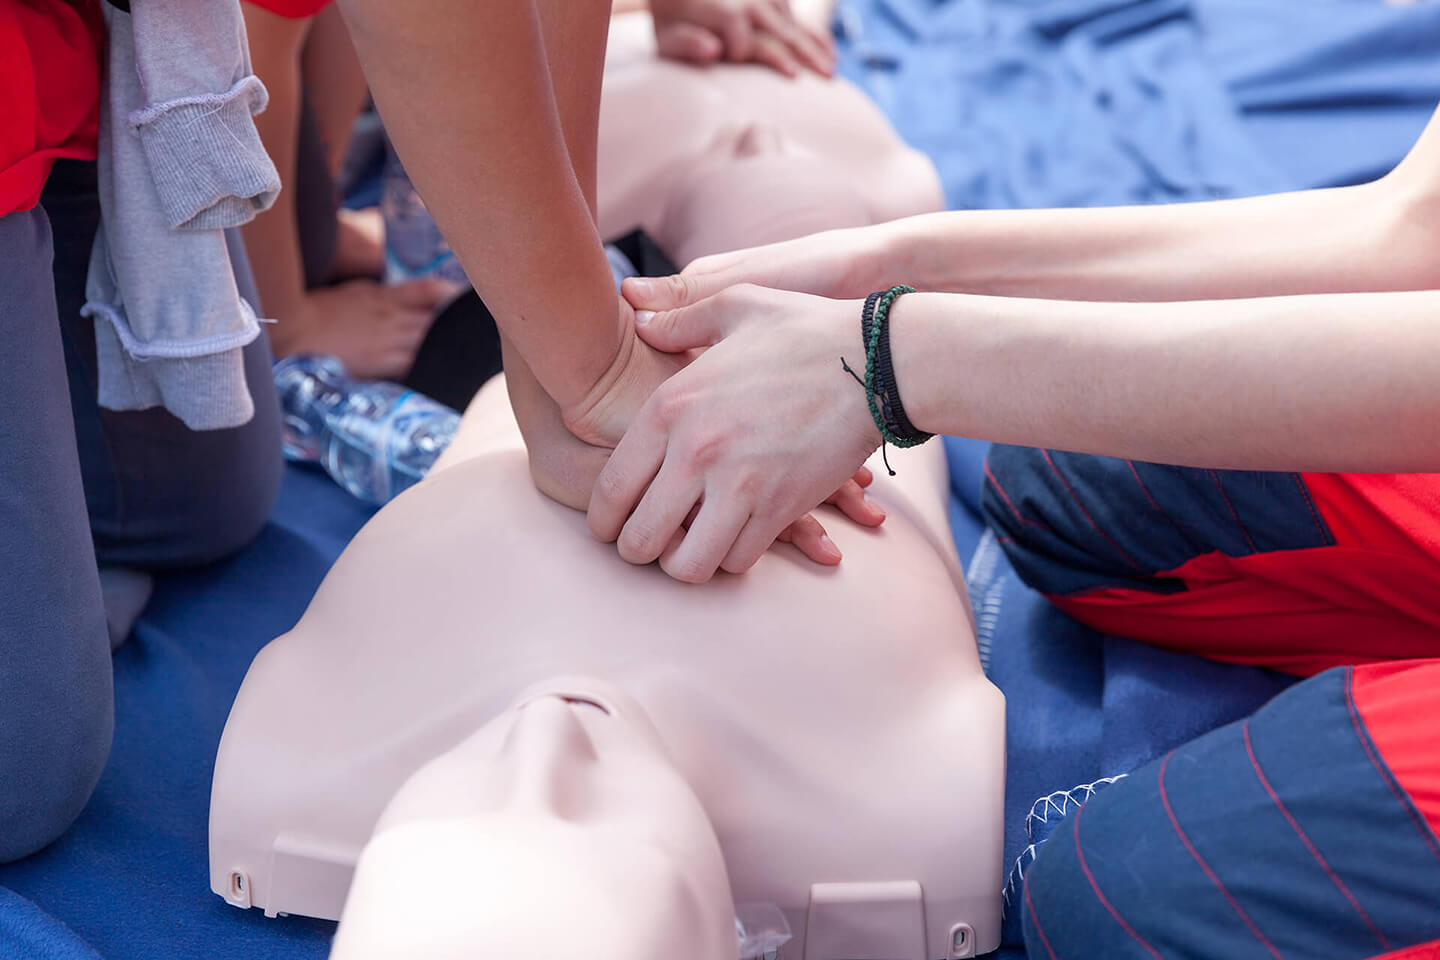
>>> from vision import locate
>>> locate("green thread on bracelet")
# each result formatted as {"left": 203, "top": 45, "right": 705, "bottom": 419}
{"left": 865, "top": 285, "right": 917, "bottom": 448}
{"left": 840, "top": 284, "right": 918, "bottom": 477}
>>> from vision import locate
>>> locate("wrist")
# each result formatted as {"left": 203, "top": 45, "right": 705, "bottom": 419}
{"left": 883, "top": 291, "right": 949, "bottom": 438}
{"left": 830, "top": 297, "right": 884, "bottom": 450}
{"left": 558, "top": 296, "right": 643, "bottom": 446}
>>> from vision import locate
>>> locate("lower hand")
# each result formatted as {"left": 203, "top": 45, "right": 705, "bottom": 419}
{"left": 587, "top": 284, "right": 883, "bottom": 583}
{"left": 275, "top": 276, "right": 457, "bottom": 379}
{"left": 650, "top": 0, "right": 836, "bottom": 78}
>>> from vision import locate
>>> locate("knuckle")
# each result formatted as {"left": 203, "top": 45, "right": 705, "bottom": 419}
{"left": 593, "top": 468, "right": 629, "bottom": 507}
{"left": 685, "top": 432, "right": 729, "bottom": 470}
{"left": 720, "top": 550, "right": 759, "bottom": 576}
{"left": 653, "top": 389, "right": 689, "bottom": 428}
{"left": 670, "top": 554, "right": 714, "bottom": 584}
{"left": 677, "top": 273, "right": 702, "bottom": 304}
{"left": 731, "top": 470, "right": 764, "bottom": 500}
{"left": 618, "top": 523, "right": 658, "bottom": 562}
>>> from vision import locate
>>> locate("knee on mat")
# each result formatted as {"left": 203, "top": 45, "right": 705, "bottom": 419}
{"left": 172, "top": 435, "right": 283, "bottom": 568}
{"left": 0, "top": 676, "right": 114, "bottom": 863}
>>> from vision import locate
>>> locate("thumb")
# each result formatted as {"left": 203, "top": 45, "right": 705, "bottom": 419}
{"left": 655, "top": 22, "right": 724, "bottom": 64}
{"left": 634, "top": 297, "right": 734, "bottom": 353}
{"left": 622, "top": 271, "right": 717, "bottom": 312}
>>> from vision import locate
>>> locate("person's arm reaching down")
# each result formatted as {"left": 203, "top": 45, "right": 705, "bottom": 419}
{"left": 240, "top": 2, "right": 450, "bottom": 378}
{"left": 337, "top": 0, "right": 624, "bottom": 415}
{"left": 336, "top": 0, "right": 879, "bottom": 572}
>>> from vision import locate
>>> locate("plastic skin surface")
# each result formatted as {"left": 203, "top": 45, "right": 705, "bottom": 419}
{"left": 211, "top": 17, "right": 985, "bottom": 958}
{"left": 209, "top": 377, "right": 1006, "bottom": 959}
{"left": 596, "top": 12, "right": 943, "bottom": 262}
{"left": 329, "top": 687, "right": 740, "bottom": 960}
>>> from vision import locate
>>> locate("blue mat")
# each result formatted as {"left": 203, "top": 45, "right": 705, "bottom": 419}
{"left": 3, "top": 0, "right": 1439, "bottom": 956}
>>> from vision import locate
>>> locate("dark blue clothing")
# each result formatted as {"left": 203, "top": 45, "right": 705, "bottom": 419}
{"left": 0, "top": 161, "right": 280, "bottom": 862}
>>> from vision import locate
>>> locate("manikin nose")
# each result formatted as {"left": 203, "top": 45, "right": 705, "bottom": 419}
{"left": 732, "top": 122, "right": 785, "bottom": 158}
{"left": 500, "top": 695, "right": 605, "bottom": 820}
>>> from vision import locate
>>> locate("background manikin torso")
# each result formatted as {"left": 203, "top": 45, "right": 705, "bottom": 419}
{"left": 210, "top": 379, "right": 1005, "bottom": 959}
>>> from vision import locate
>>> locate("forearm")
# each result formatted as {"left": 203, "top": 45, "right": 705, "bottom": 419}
{"left": 337, "top": 0, "right": 619, "bottom": 410}
{"left": 878, "top": 177, "right": 1431, "bottom": 303}
{"left": 894, "top": 289, "right": 1440, "bottom": 472}
{"left": 240, "top": 3, "right": 309, "bottom": 332}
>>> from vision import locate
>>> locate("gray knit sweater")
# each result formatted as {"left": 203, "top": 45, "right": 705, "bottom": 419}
{"left": 82, "top": 0, "right": 281, "bottom": 431}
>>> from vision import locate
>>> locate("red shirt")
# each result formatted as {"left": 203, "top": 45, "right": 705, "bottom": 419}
{"left": 0, "top": 0, "right": 330, "bottom": 219}
{"left": 0, "top": 0, "right": 104, "bottom": 218}
{"left": 252, "top": 0, "right": 330, "bottom": 16}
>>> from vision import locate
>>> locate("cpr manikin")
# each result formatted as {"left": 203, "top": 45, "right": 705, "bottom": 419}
{"left": 210, "top": 375, "right": 1004, "bottom": 959}
{"left": 209, "top": 11, "right": 998, "bottom": 959}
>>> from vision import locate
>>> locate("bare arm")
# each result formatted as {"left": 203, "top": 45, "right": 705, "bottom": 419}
{"left": 636, "top": 106, "right": 1440, "bottom": 312}
{"left": 336, "top": 0, "right": 621, "bottom": 412}
{"left": 892, "top": 287, "right": 1440, "bottom": 472}
{"left": 882, "top": 110, "right": 1440, "bottom": 303}
{"left": 240, "top": 3, "right": 310, "bottom": 331}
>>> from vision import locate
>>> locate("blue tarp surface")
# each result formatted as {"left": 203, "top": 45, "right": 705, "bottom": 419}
{"left": 3, "top": 1, "right": 1437, "bottom": 956}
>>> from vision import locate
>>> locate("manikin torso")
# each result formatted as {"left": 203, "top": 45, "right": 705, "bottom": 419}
{"left": 210, "top": 20, "right": 997, "bottom": 959}
{"left": 210, "top": 379, "right": 1005, "bottom": 958}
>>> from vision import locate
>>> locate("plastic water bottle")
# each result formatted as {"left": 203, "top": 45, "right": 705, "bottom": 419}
{"left": 274, "top": 355, "right": 460, "bottom": 505}
{"left": 380, "top": 143, "right": 469, "bottom": 286}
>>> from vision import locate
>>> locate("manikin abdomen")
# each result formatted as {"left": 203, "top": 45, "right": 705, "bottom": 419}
{"left": 208, "top": 386, "right": 1005, "bottom": 958}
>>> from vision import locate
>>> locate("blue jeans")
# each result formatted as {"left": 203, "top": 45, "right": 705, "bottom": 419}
{"left": 0, "top": 160, "right": 281, "bottom": 861}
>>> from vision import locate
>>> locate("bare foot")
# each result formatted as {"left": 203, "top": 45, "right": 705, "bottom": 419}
{"left": 270, "top": 277, "right": 459, "bottom": 379}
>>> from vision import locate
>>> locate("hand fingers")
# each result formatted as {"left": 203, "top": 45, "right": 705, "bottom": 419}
{"left": 748, "top": 29, "right": 800, "bottom": 78}
{"left": 716, "top": 10, "right": 754, "bottom": 62}
{"left": 588, "top": 405, "right": 671, "bottom": 543}
{"left": 720, "top": 515, "right": 789, "bottom": 575}
{"left": 633, "top": 294, "right": 737, "bottom": 353}
{"left": 779, "top": 513, "right": 843, "bottom": 566}
{"left": 616, "top": 462, "right": 704, "bottom": 566}
{"left": 750, "top": 2, "right": 833, "bottom": 76}
{"left": 659, "top": 499, "right": 751, "bottom": 583}
{"left": 827, "top": 479, "right": 885, "bottom": 527}
{"left": 654, "top": 21, "right": 725, "bottom": 63}
{"left": 801, "top": 20, "right": 837, "bottom": 69}
{"left": 853, "top": 465, "right": 874, "bottom": 488}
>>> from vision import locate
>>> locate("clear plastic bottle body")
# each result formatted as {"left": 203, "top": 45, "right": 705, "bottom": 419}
{"left": 274, "top": 355, "right": 459, "bottom": 505}
{"left": 380, "top": 143, "right": 469, "bottom": 287}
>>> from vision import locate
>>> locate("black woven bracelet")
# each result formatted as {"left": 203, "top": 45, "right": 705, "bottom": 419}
{"left": 860, "top": 291, "right": 882, "bottom": 349}
{"left": 873, "top": 287, "right": 932, "bottom": 447}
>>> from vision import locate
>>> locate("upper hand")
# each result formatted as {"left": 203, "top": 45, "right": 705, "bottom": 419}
{"left": 621, "top": 225, "right": 888, "bottom": 315}
{"left": 649, "top": 0, "right": 836, "bottom": 78}
{"left": 587, "top": 284, "right": 883, "bottom": 583}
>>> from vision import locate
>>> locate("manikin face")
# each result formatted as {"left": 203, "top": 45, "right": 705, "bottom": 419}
{"left": 330, "top": 681, "right": 739, "bottom": 960}
{"left": 659, "top": 122, "right": 873, "bottom": 266}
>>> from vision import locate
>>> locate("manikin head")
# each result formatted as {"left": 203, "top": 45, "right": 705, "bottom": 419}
{"left": 328, "top": 679, "right": 739, "bottom": 960}
{"left": 657, "top": 121, "right": 873, "bottom": 266}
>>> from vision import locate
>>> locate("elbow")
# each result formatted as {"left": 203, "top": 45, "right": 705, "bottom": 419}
{"left": 1372, "top": 161, "right": 1440, "bottom": 292}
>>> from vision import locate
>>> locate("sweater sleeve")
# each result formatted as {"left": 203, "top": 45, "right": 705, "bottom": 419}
{"left": 125, "top": 0, "right": 281, "bottom": 230}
